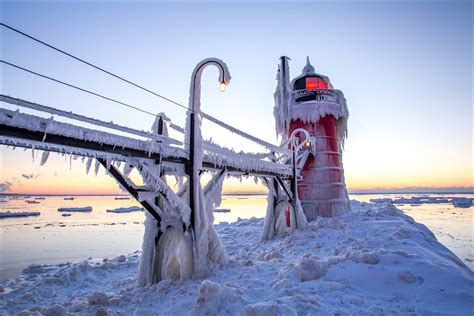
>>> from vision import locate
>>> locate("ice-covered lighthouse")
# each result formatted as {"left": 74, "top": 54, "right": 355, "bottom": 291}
{"left": 274, "top": 56, "right": 351, "bottom": 219}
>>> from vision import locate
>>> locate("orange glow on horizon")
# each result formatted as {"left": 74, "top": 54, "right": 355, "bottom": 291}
{"left": 1, "top": 148, "right": 471, "bottom": 195}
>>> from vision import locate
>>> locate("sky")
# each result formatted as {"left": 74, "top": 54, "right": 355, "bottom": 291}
{"left": 0, "top": 1, "right": 472, "bottom": 194}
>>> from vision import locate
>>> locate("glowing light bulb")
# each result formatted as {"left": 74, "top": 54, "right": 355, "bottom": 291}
{"left": 219, "top": 81, "right": 227, "bottom": 92}
{"left": 305, "top": 140, "right": 311, "bottom": 147}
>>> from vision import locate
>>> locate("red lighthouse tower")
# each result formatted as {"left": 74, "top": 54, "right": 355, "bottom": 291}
{"left": 274, "top": 56, "right": 350, "bottom": 220}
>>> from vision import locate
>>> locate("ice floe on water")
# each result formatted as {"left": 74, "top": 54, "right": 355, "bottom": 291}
{"left": 370, "top": 196, "right": 473, "bottom": 208}
{"left": 57, "top": 206, "right": 93, "bottom": 212}
{"left": 25, "top": 200, "right": 41, "bottom": 204}
{"left": 0, "top": 211, "right": 40, "bottom": 218}
{"left": 214, "top": 208, "right": 231, "bottom": 213}
{"left": 451, "top": 197, "right": 472, "bottom": 208}
{"left": 106, "top": 206, "right": 144, "bottom": 213}
{"left": 0, "top": 200, "right": 472, "bottom": 315}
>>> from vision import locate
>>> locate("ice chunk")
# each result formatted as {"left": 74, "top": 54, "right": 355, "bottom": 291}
{"left": 58, "top": 206, "right": 92, "bottom": 212}
{"left": 452, "top": 198, "right": 472, "bottom": 208}
{"left": 45, "top": 304, "right": 69, "bottom": 316}
{"left": 87, "top": 292, "right": 109, "bottom": 305}
{"left": 240, "top": 301, "right": 297, "bottom": 316}
{"left": 298, "top": 258, "right": 326, "bottom": 282}
{"left": 106, "top": 206, "right": 143, "bottom": 213}
{"left": 95, "top": 307, "right": 109, "bottom": 316}
{"left": 398, "top": 271, "right": 420, "bottom": 284}
{"left": 358, "top": 252, "right": 380, "bottom": 265}
{"left": 214, "top": 208, "right": 231, "bottom": 213}
{"left": 0, "top": 211, "right": 40, "bottom": 218}
{"left": 189, "top": 280, "right": 223, "bottom": 315}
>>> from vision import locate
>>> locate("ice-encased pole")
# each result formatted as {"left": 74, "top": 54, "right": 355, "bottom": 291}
{"left": 186, "top": 58, "right": 231, "bottom": 279}
{"left": 273, "top": 56, "right": 291, "bottom": 139}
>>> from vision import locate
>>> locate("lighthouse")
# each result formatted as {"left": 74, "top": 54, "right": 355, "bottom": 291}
{"left": 274, "top": 56, "right": 350, "bottom": 220}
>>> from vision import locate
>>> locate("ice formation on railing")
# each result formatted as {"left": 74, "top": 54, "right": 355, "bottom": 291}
{"left": 0, "top": 108, "right": 189, "bottom": 160}
{"left": 0, "top": 95, "right": 181, "bottom": 145}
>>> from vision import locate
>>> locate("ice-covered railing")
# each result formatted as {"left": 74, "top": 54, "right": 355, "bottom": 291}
{"left": 163, "top": 113, "right": 293, "bottom": 176}
{"left": 0, "top": 106, "right": 189, "bottom": 160}
{"left": 0, "top": 96, "right": 293, "bottom": 177}
{"left": 201, "top": 112, "right": 287, "bottom": 154}
{"left": 289, "top": 88, "right": 341, "bottom": 104}
{"left": 0, "top": 95, "right": 183, "bottom": 146}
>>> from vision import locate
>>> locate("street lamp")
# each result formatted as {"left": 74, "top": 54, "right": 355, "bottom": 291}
{"left": 187, "top": 58, "right": 231, "bottom": 221}
{"left": 189, "top": 58, "right": 231, "bottom": 114}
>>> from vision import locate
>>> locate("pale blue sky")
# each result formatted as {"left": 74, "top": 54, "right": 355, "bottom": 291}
{"left": 0, "top": 1, "right": 472, "bottom": 192}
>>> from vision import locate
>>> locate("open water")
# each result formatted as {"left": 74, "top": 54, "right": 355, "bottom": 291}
{"left": 0, "top": 193, "right": 472, "bottom": 280}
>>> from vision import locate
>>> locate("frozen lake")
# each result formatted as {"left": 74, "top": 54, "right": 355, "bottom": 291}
{"left": 0, "top": 193, "right": 472, "bottom": 280}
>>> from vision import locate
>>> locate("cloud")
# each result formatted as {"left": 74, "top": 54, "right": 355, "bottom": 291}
{"left": 0, "top": 182, "right": 11, "bottom": 192}
{"left": 21, "top": 173, "right": 40, "bottom": 180}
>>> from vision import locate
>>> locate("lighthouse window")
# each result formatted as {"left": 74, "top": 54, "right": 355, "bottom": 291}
{"left": 293, "top": 76, "right": 329, "bottom": 91}
{"left": 306, "top": 77, "right": 328, "bottom": 90}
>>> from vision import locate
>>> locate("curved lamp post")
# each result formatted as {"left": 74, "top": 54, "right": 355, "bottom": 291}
{"left": 187, "top": 58, "right": 231, "bottom": 220}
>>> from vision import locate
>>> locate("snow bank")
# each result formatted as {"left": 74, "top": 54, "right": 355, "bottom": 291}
{"left": 0, "top": 211, "right": 40, "bottom": 218}
{"left": 1, "top": 201, "right": 472, "bottom": 315}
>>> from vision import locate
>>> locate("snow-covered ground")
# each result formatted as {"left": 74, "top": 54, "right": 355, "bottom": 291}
{"left": 1, "top": 200, "right": 472, "bottom": 315}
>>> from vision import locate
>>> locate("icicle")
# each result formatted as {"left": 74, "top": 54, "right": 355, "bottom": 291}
{"left": 31, "top": 147, "right": 35, "bottom": 163}
{"left": 294, "top": 199, "right": 308, "bottom": 230}
{"left": 106, "top": 157, "right": 111, "bottom": 170}
{"left": 42, "top": 116, "right": 54, "bottom": 142}
{"left": 176, "top": 176, "right": 186, "bottom": 196}
{"left": 137, "top": 211, "right": 160, "bottom": 287}
{"left": 40, "top": 151, "right": 50, "bottom": 166}
{"left": 123, "top": 164, "right": 133, "bottom": 178}
{"left": 262, "top": 179, "right": 276, "bottom": 241}
{"left": 85, "top": 157, "right": 93, "bottom": 174}
{"left": 94, "top": 159, "right": 100, "bottom": 176}
{"left": 69, "top": 154, "right": 72, "bottom": 170}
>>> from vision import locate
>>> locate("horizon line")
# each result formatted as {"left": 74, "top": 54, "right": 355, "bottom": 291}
{"left": 1, "top": 188, "right": 472, "bottom": 197}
